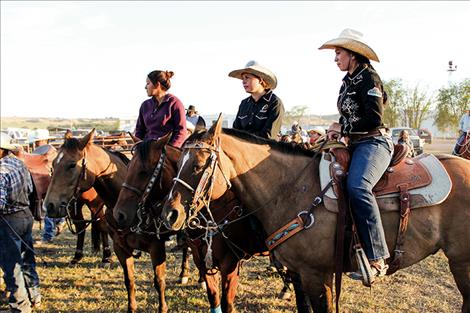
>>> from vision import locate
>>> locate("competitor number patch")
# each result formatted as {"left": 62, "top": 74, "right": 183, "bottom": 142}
{"left": 367, "top": 87, "right": 382, "bottom": 97}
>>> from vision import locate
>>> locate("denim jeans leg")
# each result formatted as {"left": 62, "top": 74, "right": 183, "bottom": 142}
{"left": 347, "top": 136, "right": 393, "bottom": 261}
{"left": 21, "top": 216, "right": 40, "bottom": 302}
{"left": 42, "top": 215, "right": 55, "bottom": 241}
{"left": 0, "top": 211, "right": 34, "bottom": 313}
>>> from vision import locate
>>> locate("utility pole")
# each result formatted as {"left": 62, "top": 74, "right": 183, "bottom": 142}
{"left": 447, "top": 60, "right": 457, "bottom": 85}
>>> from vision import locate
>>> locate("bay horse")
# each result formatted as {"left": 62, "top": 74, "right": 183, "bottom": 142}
{"left": 43, "top": 129, "right": 194, "bottom": 313}
{"left": 112, "top": 136, "right": 310, "bottom": 313}
{"left": 161, "top": 116, "right": 470, "bottom": 313}
{"left": 15, "top": 145, "right": 109, "bottom": 264}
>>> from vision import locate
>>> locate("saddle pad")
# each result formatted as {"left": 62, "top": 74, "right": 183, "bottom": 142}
{"left": 320, "top": 153, "right": 452, "bottom": 212}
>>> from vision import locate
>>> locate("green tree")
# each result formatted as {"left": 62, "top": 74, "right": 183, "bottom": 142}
{"left": 382, "top": 79, "right": 406, "bottom": 128}
{"left": 403, "top": 85, "right": 433, "bottom": 129}
{"left": 284, "top": 105, "right": 309, "bottom": 126}
{"left": 434, "top": 78, "right": 470, "bottom": 134}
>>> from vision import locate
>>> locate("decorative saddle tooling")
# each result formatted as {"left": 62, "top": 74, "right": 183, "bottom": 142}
{"left": 320, "top": 152, "right": 452, "bottom": 213}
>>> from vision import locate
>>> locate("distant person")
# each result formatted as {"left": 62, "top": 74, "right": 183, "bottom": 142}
{"left": 185, "top": 105, "right": 206, "bottom": 135}
{"left": 28, "top": 130, "right": 66, "bottom": 246}
{"left": 1, "top": 135, "right": 42, "bottom": 312}
{"left": 452, "top": 106, "right": 470, "bottom": 155}
{"left": 307, "top": 126, "right": 326, "bottom": 145}
{"left": 398, "top": 129, "right": 414, "bottom": 157}
{"left": 230, "top": 60, "right": 284, "bottom": 140}
{"left": 320, "top": 28, "right": 393, "bottom": 283}
{"left": 291, "top": 121, "right": 302, "bottom": 135}
{"left": 134, "top": 70, "right": 187, "bottom": 148}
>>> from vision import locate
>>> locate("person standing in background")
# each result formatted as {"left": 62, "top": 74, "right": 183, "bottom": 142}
{"left": 134, "top": 70, "right": 187, "bottom": 148}
{"left": 452, "top": 106, "right": 470, "bottom": 155}
{"left": 0, "top": 135, "right": 41, "bottom": 313}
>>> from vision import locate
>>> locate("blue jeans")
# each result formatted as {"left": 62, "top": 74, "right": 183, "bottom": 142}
{"left": 42, "top": 216, "right": 65, "bottom": 241}
{"left": 0, "top": 210, "right": 40, "bottom": 313}
{"left": 347, "top": 135, "right": 393, "bottom": 261}
{"left": 453, "top": 132, "right": 466, "bottom": 155}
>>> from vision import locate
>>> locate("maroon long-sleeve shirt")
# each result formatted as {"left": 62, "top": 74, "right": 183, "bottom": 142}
{"left": 134, "top": 94, "right": 187, "bottom": 148}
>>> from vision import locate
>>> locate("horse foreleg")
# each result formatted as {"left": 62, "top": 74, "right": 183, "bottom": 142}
{"left": 288, "top": 270, "right": 312, "bottom": 313}
{"left": 449, "top": 259, "right": 470, "bottom": 313}
{"left": 150, "top": 241, "right": 168, "bottom": 313}
{"left": 90, "top": 221, "right": 101, "bottom": 253}
{"left": 70, "top": 208, "right": 85, "bottom": 265}
{"left": 179, "top": 244, "right": 191, "bottom": 284}
{"left": 205, "top": 271, "right": 221, "bottom": 312}
{"left": 101, "top": 230, "right": 112, "bottom": 264}
{"left": 220, "top": 261, "right": 239, "bottom": 313}
{"left": 300, "top": 270, "right": 334, "bottom": 313}
{"left": 114, "top": 242, "right": 137, "bottom": 313}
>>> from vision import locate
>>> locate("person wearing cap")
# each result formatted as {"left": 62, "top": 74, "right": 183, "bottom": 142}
{"left": 452, "top": 107, "right": 470, "bottom": 155}
{"left": 230, "top": 61, "right": 285, "bottom": 140}
{"left": 185, "top": 105, "right": 206, "bottom": 135}
{"left": 0, "top": 134, "right": 41, "bottom": 312}
{"left": 134, "top": 70, "right": 187, "bottom": 148}
{"left": 320, "top": 28, "right": 394, "bottom": 281}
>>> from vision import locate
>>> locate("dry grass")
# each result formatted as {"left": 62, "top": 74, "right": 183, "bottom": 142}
{"left": 0, "top": 139, "right": 463, "bottom": 313}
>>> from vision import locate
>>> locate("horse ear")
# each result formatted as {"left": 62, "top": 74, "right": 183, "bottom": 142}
{"left": 128, "top": 132, "right": 141, "bottom": 144}
{"left": 64, "top": 129, "right": 73, "bottom": 140}
{"left": 79, "top": 128, "right": 95, "bottom": 150}
{"left": 207, "top": 113, "right": 223, "bottom": 139}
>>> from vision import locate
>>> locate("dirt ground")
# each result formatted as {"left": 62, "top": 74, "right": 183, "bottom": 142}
{"left": 423, "top": 137, "right": 455, "bottom": 155}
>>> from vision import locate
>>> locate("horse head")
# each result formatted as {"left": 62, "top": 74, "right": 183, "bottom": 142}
{"left": 162, "top": 115, "right": 233, "bottom": 231}
{"left": 44, "top": 129, "right": 96, "bottom": 218}
{"left": 113, "top": 133, "right": 178, "bottom": 229}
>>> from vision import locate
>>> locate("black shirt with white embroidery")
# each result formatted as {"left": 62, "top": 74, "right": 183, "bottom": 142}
{"left": 337, "top": 63, "right": 386, "bottom": 136}
{"left": 233, "top": 90, "right": 284, "bottom": 140}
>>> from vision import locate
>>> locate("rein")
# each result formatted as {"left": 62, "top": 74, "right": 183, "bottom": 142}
{"left": 121, "top": 147, "right": 169, "bottom": 237}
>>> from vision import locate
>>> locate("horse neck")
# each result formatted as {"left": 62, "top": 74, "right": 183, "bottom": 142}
{"left": 220, "top": 134, "right": 321, "bottom": 232}
{"left": 85, "top": 144, "right": 127, "bottom": 207}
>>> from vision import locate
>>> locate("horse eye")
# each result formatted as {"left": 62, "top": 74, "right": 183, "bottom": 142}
{"left": 193, "top": 164, "right": 204, "bottom": 173}
{"left": 69, "top": 163, "right": 77, "bottom": 169}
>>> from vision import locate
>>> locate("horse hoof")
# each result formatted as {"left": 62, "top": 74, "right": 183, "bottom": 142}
{"left": 70, "top": 259, "right": 80, "bottom": 265}
{"left": 199, "top": 281, "right": 207, "bottom": 291}
{"left": 278, "top": 291, "right": 292, "bottom": 301}
{"left": 179, "top": 276, "right": 189, "bottom": 285}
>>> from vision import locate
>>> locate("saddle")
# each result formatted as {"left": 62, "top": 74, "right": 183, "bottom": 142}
{"left": 18, "top": 145, "right": 58, "bottom": 199}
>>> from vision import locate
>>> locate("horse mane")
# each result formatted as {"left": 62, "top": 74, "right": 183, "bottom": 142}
{"left": 62, "top": 137, "right": 130, "bottom": 166}
{"left": 188, "top": 128, "right": 317, "bottom": 157}
{"left": 133, "top": 139, "right": 155, "bottom": 163}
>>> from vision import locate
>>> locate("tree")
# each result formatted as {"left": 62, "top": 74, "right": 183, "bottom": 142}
{"left": 434, "top": 78, "right": 470, "bottom": 134}
{"left": 382, "top": 79, "right": 406, "bottom": 128}
{"left": 284, "top": 105, "right": 309, "bottom": 126}
{"left": 403, "top": 85, "right": 433, "bottom": 129}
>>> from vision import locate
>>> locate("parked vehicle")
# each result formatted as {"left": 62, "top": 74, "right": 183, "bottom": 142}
{"left": 418, "top": 128, "right": 433, "bottom": 144}
{"left": 390, "top": 127, "right": 425, "bottom": 156}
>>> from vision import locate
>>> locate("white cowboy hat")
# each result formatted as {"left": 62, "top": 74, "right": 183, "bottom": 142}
{"left": 1, "top": 132, "right": 21, "bottom": 150}
{"left": 308, "top": 126, "right": 326, "bottom": 136}
{"left": 319, "top": 28, "right": 380, "bottom": 62}
{"left": 28, "top": 129, "right": 54, "bottom": 144}
{"left": 228, "top": 60, "right": 278, "bottom": 90}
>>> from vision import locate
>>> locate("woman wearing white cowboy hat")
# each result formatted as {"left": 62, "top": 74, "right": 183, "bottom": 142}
{"left": 230, "top": 60, "right": 285, "bottom": 140}
{"left": 320, "top": 28, "right": 394, "bottom": 284}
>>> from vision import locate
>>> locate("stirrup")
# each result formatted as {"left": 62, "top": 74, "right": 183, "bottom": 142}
{"left": 354, "top": 246, "right": 374, "bottom": 287}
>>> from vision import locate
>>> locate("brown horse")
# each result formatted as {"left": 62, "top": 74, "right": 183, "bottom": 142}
{"left": 43, "top": 130, "right": 193, "bottom": 313}
{"left": 112, "top": 137, "right": 309, "bottom": 313}
{"left": 15, "top": 145, "right": 110, "bottom": 264}
{"left": 161, "top": 117, "right": 470, "bottom": 313}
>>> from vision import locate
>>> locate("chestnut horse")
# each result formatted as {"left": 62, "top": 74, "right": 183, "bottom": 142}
{"left": 162, "top": 117, "right": 470, "bottom": 313}
{"left": 15, "top": 145, "right": 110, "bottom": 264}
{"left": 43, "top": 130, "right": 193, "bottom": 313}
{"left": 113, "top": 137, "right": 310, "bottom": 313}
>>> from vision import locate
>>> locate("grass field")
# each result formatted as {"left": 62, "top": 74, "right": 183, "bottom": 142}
{"left": 0, "top": 139, "right": 464, "bottom": 313}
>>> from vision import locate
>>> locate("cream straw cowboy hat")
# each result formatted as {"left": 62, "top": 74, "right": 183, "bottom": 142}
{"left": 28, "top": 129, "right": 54, "bottom": 144}
{"left": 228, "top": 60, "right": 278, "bottom": 90}
{"left": 319, "top": 28, "right": 380, "bottom": 62}
{"left": 1, "top": 133, "right": 21, "bottom": 150}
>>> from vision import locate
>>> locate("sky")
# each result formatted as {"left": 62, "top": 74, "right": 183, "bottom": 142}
{"left": 1, "top": 1, "right": 469, "bottom": 119}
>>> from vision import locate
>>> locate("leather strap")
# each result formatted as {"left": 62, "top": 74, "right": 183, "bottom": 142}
{"left": 388, "top": 183, "right": 411, "bottom": 273}
{"left": 265, "top": 215, "right": 306, "bottom": 250}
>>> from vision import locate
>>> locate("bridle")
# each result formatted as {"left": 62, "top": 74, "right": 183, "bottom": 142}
{"left": 171, "top": 138, "right": 232, "bottom": 230}
{"left": 121, "top": 146, "right": 167, "bottom": 236}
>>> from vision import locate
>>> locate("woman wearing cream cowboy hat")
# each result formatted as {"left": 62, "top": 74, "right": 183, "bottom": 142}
{"left": 320, "top": 28, "right": 394, "bottom": 285}
{"left": 230, "top": 60, "right": 285, "bottom": 140}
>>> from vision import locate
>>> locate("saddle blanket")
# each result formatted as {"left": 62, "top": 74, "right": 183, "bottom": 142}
{"left": 320, "top": 153, "right": 452, "bottom": 213}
